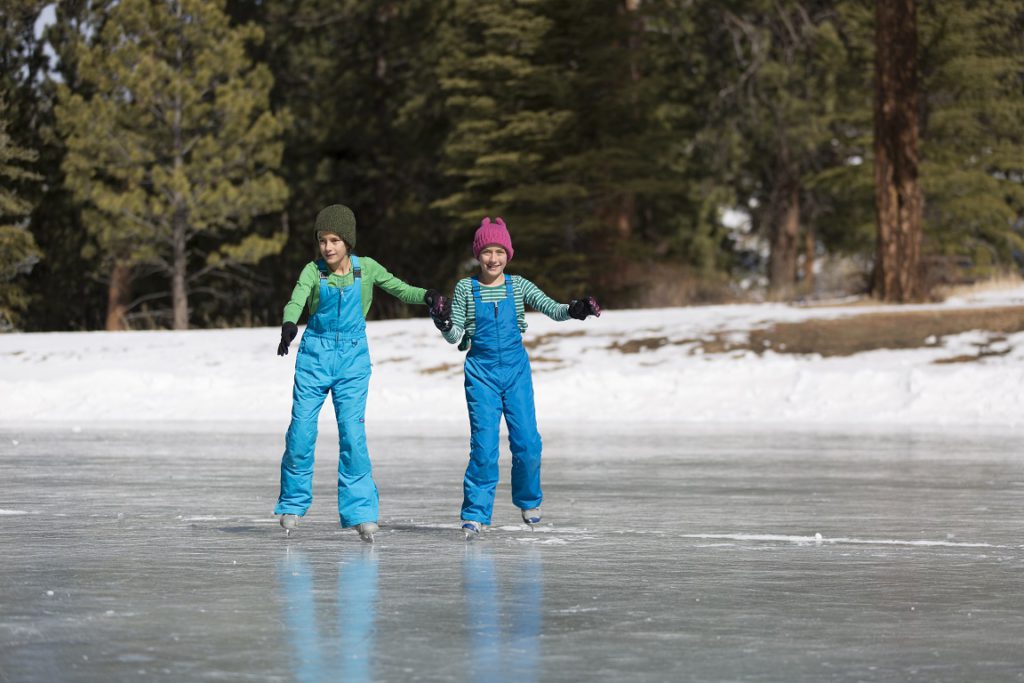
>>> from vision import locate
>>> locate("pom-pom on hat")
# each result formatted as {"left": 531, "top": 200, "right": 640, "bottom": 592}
{"left": 472, "top": 216, "right": 513, "bottom": 261}
{"left": 314, "top": 204, "right": 357, "bottom": 248}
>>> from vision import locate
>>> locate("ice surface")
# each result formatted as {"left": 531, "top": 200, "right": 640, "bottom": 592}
{"left": 1, "top": 427, "right": 1022, "bottom": 682}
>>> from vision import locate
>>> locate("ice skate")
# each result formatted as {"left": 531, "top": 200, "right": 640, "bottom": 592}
{"left": 355, "top": 522, "right": 378, "bottom": 543}
{"left": 280, "top": 514, "right": 299, "bottom": 536}
{"left": 521, "top": 507, "right": 542, "bottom": 526}
{"left": 462, "top": 520, "right": 482, "bottom": 540}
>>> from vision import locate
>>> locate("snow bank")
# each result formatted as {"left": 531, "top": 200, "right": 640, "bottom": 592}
{"left": 2, "top": 287, "right": 1022, "bottom": 431}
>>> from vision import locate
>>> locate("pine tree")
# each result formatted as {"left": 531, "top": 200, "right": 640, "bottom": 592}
{"left": 435, "top": 0, "right": 715, "bottom": 300}
{"left": 0, "top": 98, "right": 43, "bottom": 330}
{"left": 706, "top": 0, "right": 854, "bottom": 297}
{"left": 433, "top": 0, "right": 577, "bottom": 291}
{"left": 917, "top": 0, "right": 1024, "bottom": 284}
{"left": 56, "top": 0, "right": 289, "bottom": 330}
{"left": 250, "top": 0, "right": 450, "bottom": 319}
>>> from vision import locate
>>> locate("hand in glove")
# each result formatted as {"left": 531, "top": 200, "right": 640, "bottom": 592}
{"left": 277, "top": 322, "right": 298, "bottom": 356}
{"left": 423, "top": 289, "right": 443, "bottom": 309}
{"left": 429, "top": 294, "right": 453, "bottom": 332}
{"left": 568, "top": 296, "right": 601, "bottom": 320}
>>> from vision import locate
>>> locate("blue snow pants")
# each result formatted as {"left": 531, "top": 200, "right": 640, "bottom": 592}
{"left": 461, "top": 276, "right": 543, "bottom": 525}
{"left": 275, "top": 255, "right": 378, "bottom": 528}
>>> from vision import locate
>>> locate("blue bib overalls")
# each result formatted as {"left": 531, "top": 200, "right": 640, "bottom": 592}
{"left": 461, "top": 276, "right": 543, "bottom": 525}
{"left": 275, "top": 255, "right": 378, "bottom": 528}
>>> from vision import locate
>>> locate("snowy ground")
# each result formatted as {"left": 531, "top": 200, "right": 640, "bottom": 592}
{"left": 1, "top": 285, "right": 1023, "bottom": 431}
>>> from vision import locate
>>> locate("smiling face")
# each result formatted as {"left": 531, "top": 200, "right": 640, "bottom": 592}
{"left": 477, "top": 245, "right": 508, "bottom": 283}
{"left": 318, "top": 232, "right": 349, "bottom": 270}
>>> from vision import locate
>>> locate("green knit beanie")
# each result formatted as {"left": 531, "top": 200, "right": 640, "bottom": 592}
{"left": 314, "top": 204, "right": 357, "bottom": 248}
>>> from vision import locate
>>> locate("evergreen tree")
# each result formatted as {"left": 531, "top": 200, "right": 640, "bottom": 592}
{"left": 0, "top": 98, "right": 43, "bottom": 330}
{"left": 435, "top": 0, "right": 714, "bottom": 301}
{"left": 432, "top": 0, "right": 576, "bottom": 293}
{"left": 247, "top": 0, "right": 450, "bottom": 320}
{"left": 705, "top": 0, "right": 853, "bottom": 297}
{"left": 56, "top": 0, "right": 289, "bottom": 330}
{"left": 917, "top": 0, "right": 1024, "bottom": 283}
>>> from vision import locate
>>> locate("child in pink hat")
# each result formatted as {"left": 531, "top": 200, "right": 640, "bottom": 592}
{"left": 427, "top": 216, "right": 601, "bottom": 538}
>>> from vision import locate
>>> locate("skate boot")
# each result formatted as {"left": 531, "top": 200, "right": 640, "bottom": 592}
{"left": 280, "top": 514, "right": 299, "bottom": 535}
{"left": 521, "top": 507, "right": 542, "bottom": 526}
{"left": 355, "top": 522, "right": 378, "bottom": 543}
{"left": 461, "top": 520, "right": 482, "bottom": 540}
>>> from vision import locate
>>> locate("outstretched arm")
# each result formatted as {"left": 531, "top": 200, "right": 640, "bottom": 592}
{"left": 521, "top": 277, "right": 600, "bottom": 321}
{"left": 439, "top": 281, "right": 469, "bottom": 345}
{"left": 520, "top": 278, "right": 570, "bottom": 321}
{"left": 372, "top": 261, "right": 428, "bottom": 306}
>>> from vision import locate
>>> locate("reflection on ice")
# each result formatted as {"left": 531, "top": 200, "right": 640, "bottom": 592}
{"left": 463, "top": 546, "right": 542, "bottom": 683}
{"left": 277, "top": 548, "right": 378, "bottom": 683}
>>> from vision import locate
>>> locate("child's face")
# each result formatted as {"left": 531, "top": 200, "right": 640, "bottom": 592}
{"left": 477, "top": 246, "right": 508, "bottom": 279}
{"left": 318, "top": 233, "right": 348, "bottom": 267}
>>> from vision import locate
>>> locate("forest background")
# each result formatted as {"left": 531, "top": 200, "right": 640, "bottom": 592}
{"left": 1, "top": 0, "right": 1022, "bottom": 333}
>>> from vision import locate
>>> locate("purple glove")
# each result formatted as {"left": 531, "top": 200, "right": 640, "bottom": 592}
{"left": 429, "top": 294, "right": 452, "bottom": 332}
{"left": 568, "top": 296, "right": 601, "bottom": 320}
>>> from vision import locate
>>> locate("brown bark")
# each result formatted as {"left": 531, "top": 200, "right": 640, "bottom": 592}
{"left": 768, "top": 142, "right": 801, "bottom": 297}
{"left": 171, "top": 205, "right": 189, "bottom": 330}
{"left": 171, "top": 22, "right": 189, "bottom": 331}
{"left": 105, "top": 260, "right": 132, "bottom": 331}
{"left": 873, "top": 0, "right": 924, "bottom": 302}
{"left": 802, "top": 225, "right": 816, "bottom": 291}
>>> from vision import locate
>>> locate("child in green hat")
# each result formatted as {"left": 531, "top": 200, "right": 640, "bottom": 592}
{"left": 274, "top": 204, "right": 443, "bottom": 542}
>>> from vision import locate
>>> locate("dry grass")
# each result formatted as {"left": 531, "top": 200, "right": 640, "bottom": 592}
{"left": 931, "top": 273, "right": 1023, "bottom": 302}
{"left": 420, "top": 363, "right": 460, "bottom": 375}
{"left": 748, "top": 306, "right": 1024, "bottom": 357}
{"left": 523, "top": 330, "right": 585, "bottom": 350}
{"left": 608, "top": 305, "right": 1024, "bottom": 362}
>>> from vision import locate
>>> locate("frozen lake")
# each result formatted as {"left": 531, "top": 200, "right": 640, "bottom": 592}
{"left": 1, "top": 426, "right": 1022, "bottom": 682}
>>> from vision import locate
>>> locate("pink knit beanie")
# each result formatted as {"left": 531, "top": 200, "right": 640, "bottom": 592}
{"left": 472, "top": 217, "right": 514, "bottom": 261}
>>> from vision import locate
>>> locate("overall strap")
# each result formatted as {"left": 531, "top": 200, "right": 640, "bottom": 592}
{"left": 504, "top": 275, "right": 513, "bottom": 299}
{"left": 317, "top": 257, "right": 360, "bottom": 281}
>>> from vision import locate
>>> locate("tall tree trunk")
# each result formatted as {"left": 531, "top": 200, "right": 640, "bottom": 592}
{"left": 802, "top": 225, "right": 816, "bottom": 292}
{"left": 768, "top": 144, "right": 800, "bottom": 297}
{"left": 615, "top": 0, "right": 642, "bottom": 242}
{"left": 105, "top": 259, "right": 132, "bottom": 331}
{"left": 171, "top": 33, "right": 189, "bottom": 331}
{"left": 873, "top": 0, "right": 923, "bottom": 302}
{"left": 171, "top": 206, "right": 189, "bottom": 330}
{"left": 768, "top": 183, "right": 800, "bottom": 297}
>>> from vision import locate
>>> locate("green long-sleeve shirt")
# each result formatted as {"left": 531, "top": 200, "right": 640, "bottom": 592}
{"left": 282, "top": 257, "right": 426, "bottom": 324}
{"left": 441, "top": 275, "right": 570, "bottom": 348}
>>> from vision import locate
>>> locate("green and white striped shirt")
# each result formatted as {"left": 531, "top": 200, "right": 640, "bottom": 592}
{"left": 442, "top": 275, "right": 570, "bottom": 348}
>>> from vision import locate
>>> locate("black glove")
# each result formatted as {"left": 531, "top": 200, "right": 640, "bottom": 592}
{"left": 277, "top": 322, "right": 298, "bottom": 356}
{"left": 568, "top": 296, "right": 601, "bottom": 320}
{"left": 429, "top": 294, "right": 453, "bottom": 332}
{"left": 423, "top": 289, "right": 442, "bottom": 309}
